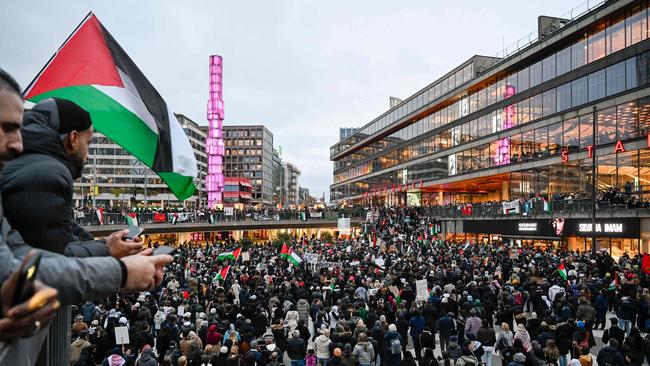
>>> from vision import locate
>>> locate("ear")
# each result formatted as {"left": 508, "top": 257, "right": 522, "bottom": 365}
{"left": 68, "top": 130, "right": 79, "bottom": 150}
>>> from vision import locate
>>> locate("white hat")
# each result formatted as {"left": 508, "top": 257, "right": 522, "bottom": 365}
{"left": 183, "top": 312, "right": 191, "bottom": 318}
{"left": 119, "top": 317, "right": 128, "bottom": 325}
{"left": 210, "top": 308, "right": 217, "bottom": 314}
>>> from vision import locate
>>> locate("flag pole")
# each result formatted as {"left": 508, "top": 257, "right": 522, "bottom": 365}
{"left": 23, "top": 11, "right": 94, "bottom": 97}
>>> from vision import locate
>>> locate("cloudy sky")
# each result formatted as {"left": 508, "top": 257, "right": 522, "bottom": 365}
{"left": 2, "top": 0, "right": 579, "bottom": 201}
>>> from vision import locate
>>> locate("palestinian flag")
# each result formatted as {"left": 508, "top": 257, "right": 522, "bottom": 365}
{"left": 216, "top": 266, "right": 230, "bottom": 280}
{"left": 124, "top": 213, "right": 138, "bottom": 227}
{"left": 557, "top": 263, "right": 568, "bottom": 281}
{"left": 23, "top": 13, "right": 198, "bottom": 200}
{"left": 280, "top": 243, "right": 290, "bottom": 256}
{"left": 96, "top": 208, "right": 103, "bottom": 225}
{"left": 218, "top": 247, "right": 241, "bottom": 261}
{"left": 280, "top": 243, "right": 302, "bottom": 266}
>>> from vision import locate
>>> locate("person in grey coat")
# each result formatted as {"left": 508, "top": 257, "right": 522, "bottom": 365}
{"left": 297, "top": 298, "right": 311, "bottom": 323}
{"left": 0, "top": 68, "right": 173, "bottom": 366}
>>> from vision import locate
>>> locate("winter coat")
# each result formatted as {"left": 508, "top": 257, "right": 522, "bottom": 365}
{"left": 70, "top": 338, "right": 92, "bottom": 364}
{"left": 297, "top": 299, "right": 311, "bottom": 322}
{"left": 287, "top": 337, "right": 307, "bottom": 360}
{"left": 0, "top": 108, "right": 109, "bottom": 256}
{"left": 136, "top": 349, "right": 159, "bottom": 366}
{"left": 352, "top": 341, "right": 375, "bottom": 364}
{"left": 314, "top": 335, "right": 332, "bottom": 359}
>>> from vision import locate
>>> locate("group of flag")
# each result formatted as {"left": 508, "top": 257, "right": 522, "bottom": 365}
{"left": 212, "top": 244, "right": 303, "bottom": 281}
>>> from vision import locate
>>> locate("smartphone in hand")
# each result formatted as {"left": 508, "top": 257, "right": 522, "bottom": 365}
{"left": 11, "top": 252, "right": 42, "bottom": 307}
{"left": 125, "top": 225, "right": 144, "bottom": 240}
{"left": 152, "top": 245, "right": 177, "bottom": 256}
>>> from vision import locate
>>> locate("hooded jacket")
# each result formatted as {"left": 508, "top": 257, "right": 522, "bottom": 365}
{"left": 314, "top": 334, "right": 332, "bottom": 359}
{"left": 0, "top": 108, "right": 108, "bottom": 256}
{"left": 137, "top": 349, "right": 159, "bottom": 366}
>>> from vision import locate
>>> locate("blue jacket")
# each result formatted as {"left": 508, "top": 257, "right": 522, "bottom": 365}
{"left": 409, "top": 315, "right": 426, "bottom": 337}
{"left": 438, "top": 315, "right": 456, "bottom": 337}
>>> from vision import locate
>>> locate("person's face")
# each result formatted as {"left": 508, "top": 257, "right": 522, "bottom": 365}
{"left": 0, "top": 89, "right": 23, "bottom": 168}
{"left": 68, "top": 126, "right": 93, "bottom": 170}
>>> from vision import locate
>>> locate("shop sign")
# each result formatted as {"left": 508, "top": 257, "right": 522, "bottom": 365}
{"left": 577, "top": 222, "right": 623, "bottom": 233}
{"left": 518, "top": 222, "right": 537, "bottom": 232}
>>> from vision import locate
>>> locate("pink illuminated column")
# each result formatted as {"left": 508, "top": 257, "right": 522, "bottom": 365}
{"left": 206, "top": 55, "right": 225, "bottom": 208}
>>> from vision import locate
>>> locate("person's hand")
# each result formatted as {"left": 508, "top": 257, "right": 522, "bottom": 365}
{"left": 120, "top": 254, "right": 173, "bottom": 292}
{"left": 106, "top": 229, "right": 143, "bottom": 258}
{"left": 0, "top": 251, "right": 60, "bottom": 341}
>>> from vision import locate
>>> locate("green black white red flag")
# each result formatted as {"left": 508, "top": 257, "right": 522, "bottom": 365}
{"left": 23, "top": 13, "right": 198, "bottom": 200}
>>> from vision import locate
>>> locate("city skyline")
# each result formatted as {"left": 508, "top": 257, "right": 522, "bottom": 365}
{"left": 2, "top": 0, "right": 574, "bottom": 201}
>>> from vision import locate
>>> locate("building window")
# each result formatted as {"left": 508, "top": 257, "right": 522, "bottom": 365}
{"left": 588, "top": 69, "right": 606, "bottom": 102}
{"left": 572, "top": 38, "right": 588, "bottom": 69}
{"left": 606, "top": 61, "right": 626, "bottom": 96}
{"left": 587, "top": 28, "right": 606, "bottom": 63}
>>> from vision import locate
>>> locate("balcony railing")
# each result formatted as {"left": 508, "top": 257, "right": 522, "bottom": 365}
{"left": 419, "top": 198, "right": 650, "bottom": 219}
{"left": 75, "top": 209, "right": 364, "bottom": 226}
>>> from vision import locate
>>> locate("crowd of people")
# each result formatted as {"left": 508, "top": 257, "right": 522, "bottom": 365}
{"left": 64, "top": 205, "right": 650, "bottom": 366}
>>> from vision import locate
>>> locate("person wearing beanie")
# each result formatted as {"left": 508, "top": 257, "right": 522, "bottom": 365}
{"left": 327, "top": 348, "right": 344, "bottom": 366}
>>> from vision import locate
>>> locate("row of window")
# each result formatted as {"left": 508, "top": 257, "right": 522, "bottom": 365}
{"left": 334, "top": 51, "right": 650, "bottom": 183}
{"left": 225, "top": 139, "right": 263, "bottom": 147}
{"left": 332, "top": 2, "right": 650, "bottom": 157}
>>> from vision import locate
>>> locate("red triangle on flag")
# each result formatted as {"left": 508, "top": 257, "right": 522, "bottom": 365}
{"left": 24, "top": 14, "right": 124, "bottom": 100}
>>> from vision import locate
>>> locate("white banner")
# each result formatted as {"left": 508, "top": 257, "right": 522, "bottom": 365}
{"left": 416, "top": 279, "right": 429, "bottom": 301}
{"left": 304, "top": 253, "right": 319, "bottom": 264}
{"left": 241, "top": 251, "right": 250, "bottom": 262}
{"left": 338, "top": 217, "right": 351, "bottom": 235}
{"left": 310, "top": 211, "right": 323, "bottom": 218}
{"left": 502, "top": 200, "right": 520, "bottom": 214}
{"left": 224, "top": 207, "right": 234, "bottom": 216}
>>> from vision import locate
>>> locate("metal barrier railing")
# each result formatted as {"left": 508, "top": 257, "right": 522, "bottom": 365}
{"left": 75, "top": 210, "right": 362, "bottom": 226}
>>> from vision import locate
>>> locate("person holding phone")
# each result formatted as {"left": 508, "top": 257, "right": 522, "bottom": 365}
{"left": 0, "top": 68, "right": 174, "bottom": 365}
{"left": 0, "top": 251, "right": 60, "bottom": 363}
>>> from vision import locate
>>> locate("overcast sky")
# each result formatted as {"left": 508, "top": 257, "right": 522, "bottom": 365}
{"left": 2, "top": 0, "right": 580, "bottom": 201}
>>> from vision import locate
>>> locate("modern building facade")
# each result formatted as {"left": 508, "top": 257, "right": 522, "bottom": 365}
{"left": 330, "top": 0, "right": 650, "bottom": 255}
{"left": 75, "top": 113, "right": 207, "bottom": 208}
{"left": 223, "top": 125, "right": 274, "bottom": 205}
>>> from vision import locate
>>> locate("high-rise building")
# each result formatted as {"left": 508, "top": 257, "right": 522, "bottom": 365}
{"left": 75, "top": 114, "right": 206, "bottom": 207}
{"left": 272, "top": 148, "right": 283, "bottom": 205}
{"left": 339, "top": 127, "right": 358, "bottom": 141}
{"left": 282, "top": 161, "right": 301, "bottom": 206}
{"left": 223, "top": 125, "right": 274, "bottom": 204}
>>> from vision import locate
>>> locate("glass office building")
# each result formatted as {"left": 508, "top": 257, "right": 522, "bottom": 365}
{"left": 330, "top": 0, "right": 650, "bottom": 255}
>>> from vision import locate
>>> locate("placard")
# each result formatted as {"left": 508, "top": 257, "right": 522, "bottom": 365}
{"left": 416, "top": 279, "right": 429, "bottom": 301}
{"left": 224, "top": 207, "right": 234, "bottom": 216}
{"left": 338, "top": 218, "right": 351, "bottom": 235}
{"left": 241, "top": 251, "right": 250, "bottom": 262}
{"left": 115, "top": 326, "right": 130, "bottom": 345}
{"left": 304, "top": 253, "right": 319, "bottom": 264}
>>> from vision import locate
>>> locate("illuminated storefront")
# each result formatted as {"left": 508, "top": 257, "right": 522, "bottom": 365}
{"left": 460, "top": 218, "right": 641, "bottom": 257}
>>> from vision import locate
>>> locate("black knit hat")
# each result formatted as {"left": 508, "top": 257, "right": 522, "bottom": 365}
{"left": 31, "top": 97, "right": 92, "bottom": 135}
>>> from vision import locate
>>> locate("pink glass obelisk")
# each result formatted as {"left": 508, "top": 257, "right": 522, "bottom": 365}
{"left": 206, "top": 55, "right": 225, "bottom": 208}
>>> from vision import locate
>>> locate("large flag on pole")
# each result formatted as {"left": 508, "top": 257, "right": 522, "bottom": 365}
{"left": 23, "top": 13, "right": 198, "bottom": 200}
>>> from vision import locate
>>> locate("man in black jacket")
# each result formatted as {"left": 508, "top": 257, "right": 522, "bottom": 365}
{"left": 602, "top": 317, "right": 625, "bottom": 350}
{"left": 287, "top": 330, "right": 307, "bottom": 366}
{"left": 0, "top": 97, "right": 142, "bottom": 258}
{"left": 596, "top": 339, "right": 625, "bottom": 366}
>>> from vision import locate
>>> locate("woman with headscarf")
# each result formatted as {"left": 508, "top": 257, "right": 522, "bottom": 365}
{"left": 514, "top": 324, "right": 531, "bottom": 353}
